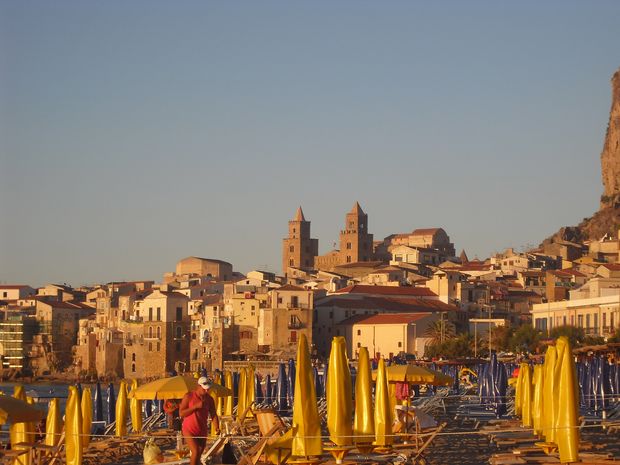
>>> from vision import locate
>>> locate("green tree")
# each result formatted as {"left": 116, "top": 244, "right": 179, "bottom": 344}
{"left": 608, "top": 329, "right": 620, "bottom": 343}
{"left": 425, "top": 334, "right": 474, "bottom": 359}
{"left": 549, "top": 325, "right": 584, "bottom": 347}
{"left": 508, "top": 325, "right": 542, "bottom": 353}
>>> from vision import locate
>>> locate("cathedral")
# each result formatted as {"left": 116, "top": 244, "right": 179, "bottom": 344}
{"left": 282, "top": 202, "right": 376, "bottom": 275}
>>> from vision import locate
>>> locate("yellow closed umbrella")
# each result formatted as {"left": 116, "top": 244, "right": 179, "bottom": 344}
{"left": 81, "top": 387, "right": 93, "bottom": 447}
{"left": 520, "top": 364, "right": 533, "bottom": 428}
{"left": 532, "top": 365, "right": 544, "bottom": 437}
{"left": 224, "top": 371, "right": 233, "bottom": 416}
{"left": 515, "top": 365, "right": 524, "bottom": 417}
{"left": 246, "top": 365, "right": 255, "bottom": 418}
{"left": 45, "top": 398, "right": 62, "bottom": 447}
{"left": 237, "top": 368, "right": 247, "bottom": 420}
{"left": 327, "top": 337, "right": 353, "bottom": 446}
{"left": 291, "top": 333, "right": 322, "bottom": 458}
{"left": 353, "top": 347, "right": 374, "bottom": 442}
{"left": 213, "top": 372, "right": 223, "bottom": 417}
{"left": 374, "top": 358, "right": 393, "bottom": 447}
{"left": 10, "top": 385, "right": 35, "bottom": 465}
{"left": 554, "top": 336, "right": 579, "bottom": 463}
{"left": 116, "top": 380, "right": 128, "bottom": 437}
{"left": 542, "top": 345, "right": 558, "bottom": 443}
{"left": 130, "top": 380, "right": 142, "bottom": 433}
{"left": 65, "top": 386, "right": 83, "bottom": 465}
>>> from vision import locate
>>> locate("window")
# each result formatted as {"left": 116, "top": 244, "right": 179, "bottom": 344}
{"left": 132, "top": 363, "right": 136, "bottom": 373}
{"left": 289, "top": 245, "right": 294, "bottom": 253}
{"left": 156, "top": 307, "right": 161, "bottom": 321}
{"left": 132, "top": 353, "right": 136, "bottom": 361}
{"left": 289, "top": 259, "right": 294, "bottom": 266}
{"left": 157, "top": 326, "right": 161, "bottom": 338}
{"left": 176, "top": 307, "right": 183, "bottom": 321}
{"left": 346, "top": 256, "right": 352, "bottom": 263}
{"left": 346, "top": 242, "right": 352, "bottom": 250}
{"left": 123, "top": 348, "right": 126, "bottom": 359}
{"left": 176, "top": 342, "right": 181, "bottom": 352}
{"left": 586, "top": 314, "right": 591, "bottom": 329}
{"left": 398, "top": 341, "right": 402, "bottom": 348}
{"left": 357, "top": 329, "right": 361, "bottom": 336}
{"left": 156, "top": 342, "right": 160, "bottom": 352}
{"left": 289, "top": 331, "right": 297, "bottom": 343}
{"left": 603, "top": 313, "right": 607, "bottom": 329}
{"left": 577, "top": 315, "right": 584, "bottom": 328}
{"left": 149, "top": 342, "right": 152, "bottom": 351}
{"left": 2, "top": 292, "right": 6, "bottom": 298}
{"left": 148, "top": 307, "right": 153, "bottom": 321}
{"left": 176, "top": 326, "right": 182, "bottom": 338}
{"left": 357, "top": 342, "right": 361, "bottom": 348}
{"left": 594, "top": 313, "right": 599, "bottom": 331}
{"left": 563, "top": 316, "right": 567, "bottom": 326}
{"left": 148, "top": 327, "right": 153, "bottom": 338}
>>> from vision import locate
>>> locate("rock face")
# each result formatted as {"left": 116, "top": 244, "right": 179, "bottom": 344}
{"left": 543, "top": 68, "right": 620, "bottom": 246}
{"left": 600, "top": 68, "right": 620, "bottom": 208}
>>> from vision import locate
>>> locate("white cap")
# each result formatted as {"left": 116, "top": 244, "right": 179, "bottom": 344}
{"left": 198, "top": 376, "right": 212, "bottom": 390}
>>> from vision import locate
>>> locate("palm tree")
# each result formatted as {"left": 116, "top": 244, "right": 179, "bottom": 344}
{"left": 424, "top": 319, "right": 456, "bottom": 345}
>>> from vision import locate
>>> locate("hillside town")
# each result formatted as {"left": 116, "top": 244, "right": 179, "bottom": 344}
{"left": 2, "top": 201, "right": 619, "bottom": 382}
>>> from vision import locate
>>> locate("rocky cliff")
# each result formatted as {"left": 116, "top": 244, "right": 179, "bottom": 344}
{"left": 543, "top": 68, "right": 620, "bottom": 246}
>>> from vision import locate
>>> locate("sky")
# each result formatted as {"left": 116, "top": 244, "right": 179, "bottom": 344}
{"left": 1, "top": 1, "right": 620, "bottom": 287}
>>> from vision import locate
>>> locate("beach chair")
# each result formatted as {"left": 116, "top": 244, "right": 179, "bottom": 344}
{"left": 238, "top": 408, "right": 291, "bottom": 465}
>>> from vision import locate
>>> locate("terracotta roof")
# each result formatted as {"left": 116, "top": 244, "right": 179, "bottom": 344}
{"left": 335, "top": 261, "right": 384, "bottom": 269}
{"left": 181, "top": 257, "right": 233, "bottom": 267}
{"left": 317, "top": 295, "right": 457, "bottom": 313}
{"left": 38, "top": 300, "right": 85, "bottom": 309}
{"left": 600, "top": 264, "right": 620, "bottom": 271}
{"left": 0, "top": 285, "right": 32, "bottom": 290}
{"left": 339, "top": 312, "right": 431, "bottom": 326}
{"left": 332, "top": 285, "right": 437, "bottom": 297}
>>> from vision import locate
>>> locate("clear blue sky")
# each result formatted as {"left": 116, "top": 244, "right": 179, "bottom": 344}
{"left": 1, "top": 1, "right": 619, "bottom": 287}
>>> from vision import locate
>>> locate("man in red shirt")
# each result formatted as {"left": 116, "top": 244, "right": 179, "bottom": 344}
{"left": 179, "top": 377, "right": 220, "bottom": 465}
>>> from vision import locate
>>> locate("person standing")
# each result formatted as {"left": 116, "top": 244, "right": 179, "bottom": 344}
{"left": 179, "top": 377, "right": 220, "bottom": 465}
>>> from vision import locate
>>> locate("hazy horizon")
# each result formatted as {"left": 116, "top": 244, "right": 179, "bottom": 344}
{"left": 2, "top": 1, "right": 620, "bottom": 287}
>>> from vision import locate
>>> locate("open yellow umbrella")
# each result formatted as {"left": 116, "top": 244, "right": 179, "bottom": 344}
{"left": 116, "top": 380, "right": 128, "bottom": 437}
{"left": 130, "top": 380, "right": 142, "bottom": 433}
{"left": 291, "top": 333, "right": 323, "bottom": 458}
{"left": 213, "top": 372, "right": 223, "bottom": 417}
{"left": 81, "top": 387, "right": 93, "bottom": 447}
{"left": 128, "top": 375, "right": 197, "bottom": 400}
{"left": 45, "top": 398, "right": 62, "bottom": 447}
{"left": 65, "top": 386, "right": 83, "bottom": 465}
{"left": 327, "top": 337, "right": 353, "bottom": 446}
{"left": 354, "top": 347, "right": 374, "bottom": 442}
{"left": 520, "top": 364, "right": 533, "bottom": 428}
{"left": 224, "top": 371, "right": 234, "bottom": 416}
{"left": 542, "top": 345, "right": 558, "bottom": 443}
{"left": 10, "top": 385, "right": 36, "bottom": 465}
{"left": 532, "top": 365, "right": 544, "bottom": 437}
{"left": 0, "top": 394, "right": 42, "bottom": 425}
{"left": 554, "top": 336, "right": 579, "bottom": 463}
{"left": 372, "top": 364, "right": 452, "bottom": 386}
{"left": 374, "top": 358, "right": 393, "bottom": 447}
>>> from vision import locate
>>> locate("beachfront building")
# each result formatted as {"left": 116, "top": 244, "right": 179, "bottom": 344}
{"left": 336, "top": 312, "right": 437, "bottom": 359}
{"left": 531, "top": 294, "right": 620, "bottom": 337}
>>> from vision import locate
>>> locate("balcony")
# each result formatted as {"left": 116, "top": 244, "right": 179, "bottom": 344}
{"left": 288, "top": 321, "right": 304, "bottom": 330}
{"left": 286, "top": 303, "right": 309, "bottom": 310}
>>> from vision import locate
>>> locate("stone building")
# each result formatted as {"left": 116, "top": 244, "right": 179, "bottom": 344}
{"left": 282, "top": 207, "right": 319, "bottom": 275}
{"left": 168, "top": 257, "right": 233, "bottom": 282}
{"left": 314, "top": 202, "right": 375, "bottom": 271}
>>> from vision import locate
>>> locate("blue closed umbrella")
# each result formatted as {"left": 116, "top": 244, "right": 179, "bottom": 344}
{"left": 255, "top": 373, "right": 263, "bottom": 404}
{"left": 145, "top": 399, "right": 153, "bottom": 417}
{"left": 264, "top": 374, "right": 272, "bottom": 405}
{"left": 313, "top": 366, "right": 323, "bottom": 399}
{"left": 287, "top": 359, "right": 296, "bottom": 406}
{"left": 233, "top": 371, "right": 239, "bottom": 407}
{"left": 106, "top": 383, "right": 116, "bottom": 424}
{"left": 276, "top": 363, "right": 288, "bottom": 411}
{"left": 94, "top": 382, "right": 104, "bottom": 422}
